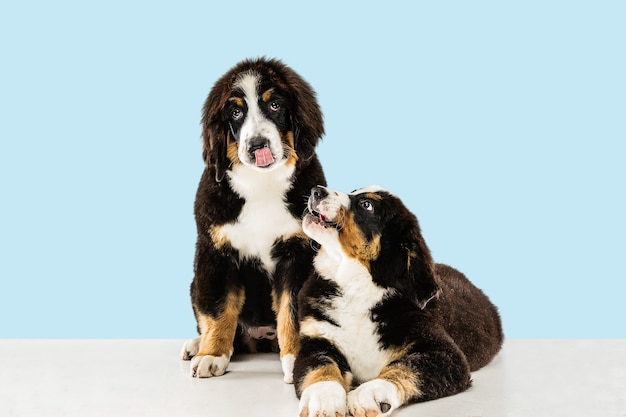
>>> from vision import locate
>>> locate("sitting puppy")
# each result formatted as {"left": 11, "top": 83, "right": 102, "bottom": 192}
{"left": 181, "top": 58, "right": 327, "bottom": 383}
{"left": 294, "top": 185, "right": 503, "bottom": 417}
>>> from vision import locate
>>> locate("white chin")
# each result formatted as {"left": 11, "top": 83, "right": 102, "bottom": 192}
{"left": 302, "top": 218, "right": 320, "bottom": 239}
{"left": 303, "top": 221, "right": 333, "bottom": 245}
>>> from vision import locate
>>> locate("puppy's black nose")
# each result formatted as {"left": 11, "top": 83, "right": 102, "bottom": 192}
{"left": 247, "top": 136, "right": 269, "bottom": 153}
{"left": 310, "top": 186, "right": 328, "bottom": 203}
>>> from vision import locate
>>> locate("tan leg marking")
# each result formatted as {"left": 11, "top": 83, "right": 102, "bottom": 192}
{"left": 273, "top": 290, "right": 299, "bottom": 358}
{"left": 378, "top": 364, "right": 421, "bottom": 403}
{"left": 301, "top": 363, "right": 353, "bottom": 392}
{"left": 196, "top": 288, "right": 244, "bottom": 358}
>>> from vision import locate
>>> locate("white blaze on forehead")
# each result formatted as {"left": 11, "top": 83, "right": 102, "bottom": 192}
{"left": 349, "top": 185, "right": 387, "bottom": 196}
{"left": 234, "top": 72, "right": 266, "bottom": 131}
{"left": 233, "top": 72, "right": 259, "bottom": 102}
{"left": 231, "top": 71, "right": 284, "bottom": 168}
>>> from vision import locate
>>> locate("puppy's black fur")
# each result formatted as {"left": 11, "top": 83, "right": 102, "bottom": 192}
{"left": 181, "top": 58, "right": 326, "bottom": 382}
{"left": 295, "top": 186, "right": 503, "bottom": 416}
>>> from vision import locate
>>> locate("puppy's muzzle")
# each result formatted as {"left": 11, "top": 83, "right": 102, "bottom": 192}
{"left": 310, "top": 185, "right": 328, "bottom": 205}
{"left": 307, "top": 186, "right": 338, "bottom": 228}
{"left": 247, "top": 136, "right": 274, "bottom": 167}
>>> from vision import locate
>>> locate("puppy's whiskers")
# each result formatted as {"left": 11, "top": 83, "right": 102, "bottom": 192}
{"left": 334, "top": 210, "right": 346, "bottom": 231}
{"left": 282, "top": 144, "right": 296, "bottom": 159}
{"left": 228, "top": 153, "right": 241, "bottom": 167}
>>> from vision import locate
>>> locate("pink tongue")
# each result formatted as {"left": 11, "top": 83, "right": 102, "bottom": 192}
{"left": 255, "top": 147, "right": 275, "bottom": 167}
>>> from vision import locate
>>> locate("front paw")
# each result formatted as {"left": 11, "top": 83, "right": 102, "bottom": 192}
{"left": 348, "top": 379, "right": 401, "bottom": 417}
{"left": 281, "top": 354, "right": 295, "bottom": 384}
{"left": 299, "top": 381, "right": 347, "bottom": 417}
{"left": 190, "top": 354, "right": 231, "bottom": 378}
{"left": 180, "top": 337, "right": 200, "bottom": 360}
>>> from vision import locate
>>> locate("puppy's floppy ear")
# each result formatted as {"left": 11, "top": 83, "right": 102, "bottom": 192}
{"left": 201, "top": 120, "right": 228, "bottom": 183}
{"left": 286, "top": 72, "right": 324, "bottom": 163}
{"left": 371, "top": 204, "right": 439, "bottom": 309}
{"left": 402, "top": 236, "right": 440, "bottom": 310}
{"left": 201, "top": 79, "right": 230, "bottom": 183}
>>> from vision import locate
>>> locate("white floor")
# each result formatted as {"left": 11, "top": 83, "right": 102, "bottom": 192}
{"left": 0, "top": 339, "right": 623, "bottom": 417}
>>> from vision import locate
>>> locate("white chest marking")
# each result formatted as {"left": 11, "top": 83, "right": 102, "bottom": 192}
{"left": 311, "top": 254, "right": 393, "bottom": 382}
{"left": 220, "top": 163, "right": 300, "bottom": 273}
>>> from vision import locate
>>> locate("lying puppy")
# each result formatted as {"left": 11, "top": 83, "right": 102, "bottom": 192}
{"left": 295, "top": 185, "right": 503, "bottom": 417}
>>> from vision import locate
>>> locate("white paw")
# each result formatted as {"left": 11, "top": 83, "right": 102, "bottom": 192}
{"left": 281, "top": 354, "right": 295, "bottom": 384}
{"left": 299, "top": 381, "right": 347, "bottom": 417}
{"left": 348, "top": 379, "right": 401, "bottom": 417}
{"left": 190, "top": 354, "right": 231, "bottom": 378}
{"left": 180, "top": 337, "right": 200, "bottom": 360}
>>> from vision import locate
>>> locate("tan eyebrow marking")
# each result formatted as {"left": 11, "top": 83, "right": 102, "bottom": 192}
{"left": 363, "top": 192, "right": 382, "bottom": 201}
{"left": 261, "top": 88, "right": 275, "bottom": 102}
{"left": 228, "top": 97, "right": 244, "bottom": 107}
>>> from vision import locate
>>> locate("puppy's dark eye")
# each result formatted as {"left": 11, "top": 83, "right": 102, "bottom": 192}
{"left": 360, "top": 200, "right": 373, "bottom": 211}
{"left": 231, "top": 108, "right": 243, "bottom": 120}
{"left": 269, "top": 101, "right": 280, "bottom": 112}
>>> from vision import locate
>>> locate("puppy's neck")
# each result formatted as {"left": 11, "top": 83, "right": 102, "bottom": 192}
{"left": 314, "top": 249, "right": 374, "bottom": 288}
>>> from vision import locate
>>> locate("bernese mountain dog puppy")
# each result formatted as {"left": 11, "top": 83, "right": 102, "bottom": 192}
{"left": 295, "top": 185, "right": 503, "bottom": 417}
{"left": 180, "top": 58, "right": 326, "bottom": 383}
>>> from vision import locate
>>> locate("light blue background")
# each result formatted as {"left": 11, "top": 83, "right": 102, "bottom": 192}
{"left": 1, "top": 1, "right": 624, "bottom": 338}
